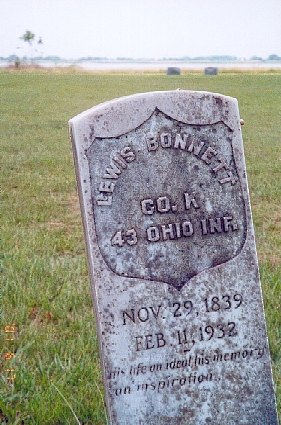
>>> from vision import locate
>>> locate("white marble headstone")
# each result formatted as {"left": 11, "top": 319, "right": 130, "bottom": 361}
{"left": 69, "top": 90, "right": 278, "bottom": 424}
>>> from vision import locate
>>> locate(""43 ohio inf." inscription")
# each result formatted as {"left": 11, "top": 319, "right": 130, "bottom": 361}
{"left": 87, "top": 110, "right": 246, "bottom": 289}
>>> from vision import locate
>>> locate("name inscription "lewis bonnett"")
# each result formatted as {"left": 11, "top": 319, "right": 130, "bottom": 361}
{"left": 87, "top": 111, "right": 246, "bottom": 287}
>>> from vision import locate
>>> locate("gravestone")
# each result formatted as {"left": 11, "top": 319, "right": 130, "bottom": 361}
{"left": 204, "top": 67, "right": 218, "bottom": 75}
{"left": 167, "top": 67, "right": 181, "bottom": 75}
{"left": 69, "top": 90, "right": 278, "bottom": 424}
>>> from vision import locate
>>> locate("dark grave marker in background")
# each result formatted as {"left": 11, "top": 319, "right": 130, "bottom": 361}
{"left": 204, "top": 67, "right": 218, "bottom": 75}
{"left": 167, "top": 67, "right": 181, "bottom": 75}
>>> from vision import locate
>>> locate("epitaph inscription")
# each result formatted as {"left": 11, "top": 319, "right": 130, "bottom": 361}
{"left": 70, "top": 91, "right": 278, "bottom": 424}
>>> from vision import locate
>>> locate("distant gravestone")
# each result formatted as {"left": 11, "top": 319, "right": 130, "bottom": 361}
{"left": 167, "top": 67, "right": 181, "bottom": 75}
{"left": 69, "top": 90, "right": 278, "bottom": 424}
{"left": 204, "top": 67, "right": 218, "bottom": 75}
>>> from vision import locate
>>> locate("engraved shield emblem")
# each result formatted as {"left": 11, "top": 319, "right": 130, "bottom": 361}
{"left": 87, "top": 109, "right": 246, "bottom": 290}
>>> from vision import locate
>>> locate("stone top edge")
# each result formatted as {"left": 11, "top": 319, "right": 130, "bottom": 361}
{"left": 69, "top": 90, "right": 240, "bottom": 139}
{"left": 69, "top": 90, "right": 237, "bottom": 124}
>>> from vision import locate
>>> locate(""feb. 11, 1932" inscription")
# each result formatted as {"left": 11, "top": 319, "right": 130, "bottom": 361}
{"left": 69, "top": 90, "right": 278, "bottom": 424}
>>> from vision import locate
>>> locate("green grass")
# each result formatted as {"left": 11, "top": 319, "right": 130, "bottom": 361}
{"left": 0, "top": 69, "right": 280, "bottom": 423}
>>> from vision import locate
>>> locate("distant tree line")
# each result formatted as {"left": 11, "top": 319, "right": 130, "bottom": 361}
{"left": 2, "top": 29, "right": 281, "bottom": 66}
{"left": 2, "top": 54, "right": 281, "bottom": 62}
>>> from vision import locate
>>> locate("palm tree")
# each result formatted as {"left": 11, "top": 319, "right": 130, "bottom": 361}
{"left": 20, "top": 30, "right": 35, "bottom": 46}
{"left": 19, "top": 31, "right": 43, "bottom": 64}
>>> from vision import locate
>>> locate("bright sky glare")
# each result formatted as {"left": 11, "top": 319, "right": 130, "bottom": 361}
{"left": 1, "top": 0, "right": 281, "bottom": 59}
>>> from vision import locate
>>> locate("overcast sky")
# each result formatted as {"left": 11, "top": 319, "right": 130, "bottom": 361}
{"left": 1, "top": 0, "right": 281, "bottom": 59}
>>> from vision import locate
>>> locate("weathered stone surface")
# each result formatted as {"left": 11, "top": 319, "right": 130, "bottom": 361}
{"left": 69, "top": 90, "right": 278, "bottom": 424}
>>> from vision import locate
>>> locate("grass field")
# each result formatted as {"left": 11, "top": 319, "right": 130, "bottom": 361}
{"left": 0, "top": 69, "right": 280, "bottom": 424}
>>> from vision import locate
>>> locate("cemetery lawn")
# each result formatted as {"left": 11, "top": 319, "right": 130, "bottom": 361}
{"left": 0, "top": 69, "right": 280, "bottom": 424}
